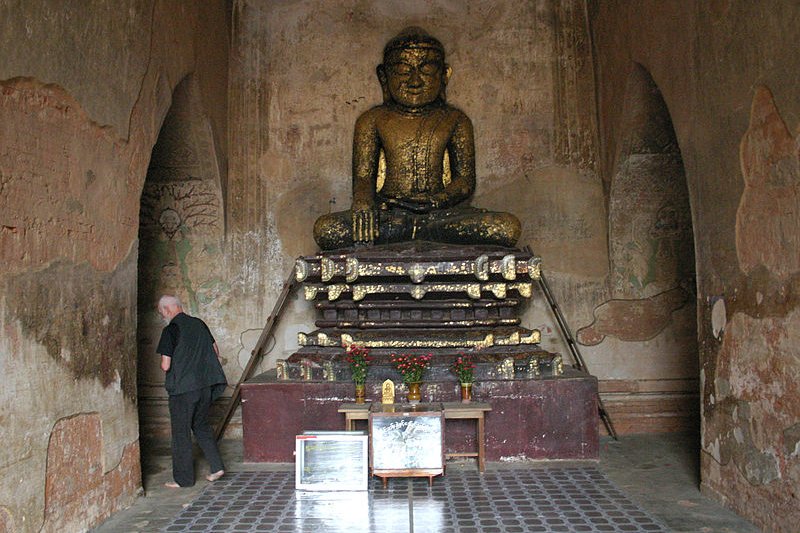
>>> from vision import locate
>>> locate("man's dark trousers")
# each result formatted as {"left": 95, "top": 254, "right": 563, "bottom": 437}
{"left": 168, "top": 386, "right": 224, "bottom": 487}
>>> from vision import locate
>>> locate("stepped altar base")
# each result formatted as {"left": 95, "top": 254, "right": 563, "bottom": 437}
{"left": 241, "top": 242, "right": 599, "bottom": 462}
{"left": 284, "top": 242, "right": 560, "bottom": 377}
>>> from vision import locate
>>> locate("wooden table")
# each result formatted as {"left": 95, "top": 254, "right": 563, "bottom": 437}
{"left": 339, "top": 402, "right": 371, "bottom": 431}
{"left": 338, "top": 401, "right": 492, "bottom": 471}
{"left": 441, "top": 402, "right": 492, "bottom": 472}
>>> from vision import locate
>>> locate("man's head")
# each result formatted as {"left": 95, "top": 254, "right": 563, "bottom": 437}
{"left": 157, "top": 294, "right": 183, "bottom": 323}
{"left": 378, "top": 27, "right": 451, "bottom": 108}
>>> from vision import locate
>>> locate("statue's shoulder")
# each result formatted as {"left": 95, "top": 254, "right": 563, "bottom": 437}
{"left": 354, "top": 105, "right": 388, "bottom": 127}
{"left": 443, "top": 104, "right": 471, "bottom": 122}
{"left": 436, "top": 105, "right": 473, "bottom": 133}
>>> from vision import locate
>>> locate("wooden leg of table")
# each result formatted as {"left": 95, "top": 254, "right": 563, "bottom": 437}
{"left": 477, "top": 414, "right": 486, "bottom": 472}
{"left": 345, "top": 416, "right": 353, "bottom": 431}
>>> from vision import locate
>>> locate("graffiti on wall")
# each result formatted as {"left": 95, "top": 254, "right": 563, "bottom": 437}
{"left": 139, "top": 178, "right": 224, "bottom": 311}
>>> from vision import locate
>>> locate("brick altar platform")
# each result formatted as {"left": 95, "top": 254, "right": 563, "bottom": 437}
{"left": 241, "top": 368, "right": 598, "bottom": 463}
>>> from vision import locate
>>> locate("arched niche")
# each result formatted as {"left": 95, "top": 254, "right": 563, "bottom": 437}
{"left": 577, "top": 64, "right": 698, "bottom": 417}
{"left": 609, "top": 64, "right": 695, "bottom": 300}
{"left": 136, "top": 74, "right": 225, "bottom": 439}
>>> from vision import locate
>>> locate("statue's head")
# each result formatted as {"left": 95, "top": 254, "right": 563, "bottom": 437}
{"left": 377, "top": 27, "right": 452, "bottom": 109}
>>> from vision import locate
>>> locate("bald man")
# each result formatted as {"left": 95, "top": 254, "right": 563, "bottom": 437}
{"left": 157, "top": 295, "right": 227, "bottom": 488}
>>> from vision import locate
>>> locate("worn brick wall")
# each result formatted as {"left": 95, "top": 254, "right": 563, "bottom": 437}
{"left": 0, "top": 1, "right": 229, "bottom": 531}
{"left": 590, "top": 1, "right": 800, "bottom": 531}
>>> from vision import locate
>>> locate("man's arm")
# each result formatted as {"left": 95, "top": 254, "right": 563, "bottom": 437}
{"left": 213, "top": 342, "right": 221, "bottom": 361}
{"left": 156, "top": 322, "right": 178, "bottom": 373}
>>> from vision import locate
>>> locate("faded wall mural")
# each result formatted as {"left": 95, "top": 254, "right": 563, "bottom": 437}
{"left": 700, "top": 86, "right": 800, "bottom": 531}
{"left": 577, "top": 65, "right": 696, "bottom": 369}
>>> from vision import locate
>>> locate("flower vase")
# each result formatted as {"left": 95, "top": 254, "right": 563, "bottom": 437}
{"left": 406, "top": 382, "right": 421, "bottom": 404}
{"left": 354, "top": 383, "right": 366, "bottom": 404}
{"left": 460, "top": 382, "right": 473, "bottom": 403}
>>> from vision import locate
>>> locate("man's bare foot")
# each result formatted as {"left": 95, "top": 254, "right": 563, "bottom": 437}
{"left": 164, "top": 481, "right": 181, "bottom": 488}
{"left": 206, "top": 470, "right": 224, "bottom": 482}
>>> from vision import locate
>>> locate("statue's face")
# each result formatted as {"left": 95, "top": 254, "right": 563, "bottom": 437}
{"left": 384, "top": 47, "right": 445, "bottom": 108}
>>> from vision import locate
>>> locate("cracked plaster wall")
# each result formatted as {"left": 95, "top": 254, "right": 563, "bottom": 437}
{"left": 0, "top": 1, "right": 229, "bottom": 531}
{"left": 591, "top": 1, "right": 800, "bottom": 530}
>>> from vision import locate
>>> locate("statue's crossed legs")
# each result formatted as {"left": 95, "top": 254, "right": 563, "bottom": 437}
{"left": 314, "top": 205, "right": 521, "bottom": 249}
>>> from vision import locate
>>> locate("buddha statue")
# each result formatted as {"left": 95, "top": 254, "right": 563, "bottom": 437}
{"left": 313, "top": 27, "right": 521, "bottom": 250}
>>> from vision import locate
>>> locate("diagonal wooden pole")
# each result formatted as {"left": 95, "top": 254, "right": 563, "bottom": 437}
{"left": 215, "top": 267, "right": 299, "bottom": 441}
{"left": 524, "top": 246, "right": 618, "bottom": 440}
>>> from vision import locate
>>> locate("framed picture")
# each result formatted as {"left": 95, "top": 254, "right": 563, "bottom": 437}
{"left": 369, "top": 404, "right": 444, "bottom": 482}
{"left": 295, "top": 431, "right": 368, "bottom": 491}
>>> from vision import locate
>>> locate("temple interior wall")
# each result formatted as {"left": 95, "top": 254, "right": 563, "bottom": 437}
{"left": 0, "top": 0, "right": 798, "bottom": 531}
{"left": 590, "top": 1, "right": 800, "bottom": 531}
{"left": 0, "top": 1, "right": 229, "bottom": 531}
{"left": 217, "top": 0, "right": 698, "bottom": 439}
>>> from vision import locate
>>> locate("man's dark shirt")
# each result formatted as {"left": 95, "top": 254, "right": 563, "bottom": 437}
{"left": 157, "top": 312, "right": 227, "bottom": 398}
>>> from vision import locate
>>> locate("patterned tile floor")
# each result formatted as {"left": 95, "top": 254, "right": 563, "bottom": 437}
{"left": 163, "top": 467, "right": 669, "bottom": 533}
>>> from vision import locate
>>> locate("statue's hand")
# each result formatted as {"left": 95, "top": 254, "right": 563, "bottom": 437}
{"left": 352, "top": 200, "right": 378, "bottom": 243}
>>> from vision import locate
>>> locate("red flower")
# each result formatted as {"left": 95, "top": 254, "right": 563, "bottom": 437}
{"left": 390, "top": 352, "right": 432, "bottom": 384}
{"left": 451, "top": 354, "right": 475, "bottom": 384}
{"left": 345, "top": 344, "right": 371, "bottom": 384}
